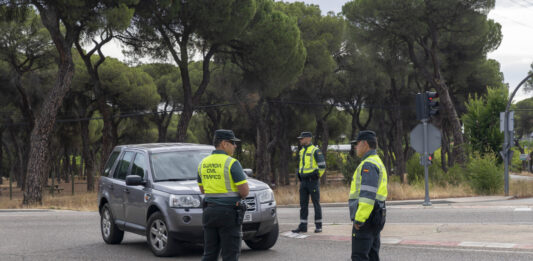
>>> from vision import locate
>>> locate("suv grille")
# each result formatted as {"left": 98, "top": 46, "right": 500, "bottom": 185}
{"left": 245, "top": 197, "right": 256, "bottom": 212}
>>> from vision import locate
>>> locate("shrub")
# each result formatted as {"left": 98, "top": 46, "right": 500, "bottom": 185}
{"left": 406, "top": 153, "right": 424, "bottom": 184}
{"left": 466, "top": 153, "right": 503, "bottom": 195}
{"left": 341, "top": 155, "right": 360, "bottom": 184}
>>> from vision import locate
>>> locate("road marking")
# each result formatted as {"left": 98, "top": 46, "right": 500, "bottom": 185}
{"left": 281, "top": 231, "right": 309, "bottom": 239}
{"left": 514, "top": 208, "right": 532, "bottom": 211}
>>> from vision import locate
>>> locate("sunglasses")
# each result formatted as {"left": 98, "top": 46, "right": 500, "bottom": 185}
{"left": 225, "top": 140, "right": 236, "bottom": 145}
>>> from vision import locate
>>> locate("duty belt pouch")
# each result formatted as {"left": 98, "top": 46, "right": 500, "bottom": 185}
{"left": 235, "top": 200, "right": 247, "bottom": 225}
{"left": 369, "top": 202, "right": 386, "bottom": 232}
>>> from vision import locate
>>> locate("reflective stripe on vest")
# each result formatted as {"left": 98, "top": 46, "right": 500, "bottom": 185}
{"left": 349, "top": 155, "right": 388, "bottom": 201}
{"left": 299, "top": 145, "right": 319, "bottom": 174}
{"left": 199, "top": 154, "right": 239, "bottom": 197}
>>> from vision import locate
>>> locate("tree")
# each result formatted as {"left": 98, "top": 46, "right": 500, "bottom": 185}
{"left": 462, "top": 86, "right": 507, "bottom": 157}
{"left": 139, "top": 63, "right": 181, "bottom": 142}
{"left": 21, "top": 0, "right": 137, "bottom": 205}
{"left": 343, "top": 0, "right": 502, "bottom": 165}
{"left": 274, "top": 2, "right": 345, "bottom": 184}
{"left": 229, "top": 0, "right": 306, "bottom": 182}
{"left": 120, "top": 0, "right": 258, "bottom": 142}
{"left": 0, "top": 5, "right": 54, "bottom": 189}
{"left": 74, "top": 1, "right": 136, "bottom": 174}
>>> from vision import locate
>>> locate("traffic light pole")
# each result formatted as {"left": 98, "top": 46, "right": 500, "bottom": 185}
{"left": 503, "top": 73, "right": 533, "bottom": 196}
{"left": 422, "top": 118, "right": 432, "bottom": 206}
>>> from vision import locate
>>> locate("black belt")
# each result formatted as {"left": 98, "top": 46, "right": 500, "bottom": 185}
{"left": 206, "top": 202, "right": 235, "bottom": 208}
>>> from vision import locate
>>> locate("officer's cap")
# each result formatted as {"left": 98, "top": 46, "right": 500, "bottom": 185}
{"left": 350, "top": 130, "right": 377, "bottom": 144}
{"left": 297, "top": 131, "right": 313, "bottom": 139}
{"left": 214, "top": 129, "right": 241, "bottom": 142}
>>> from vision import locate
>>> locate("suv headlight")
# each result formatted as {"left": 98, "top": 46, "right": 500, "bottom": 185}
{"left": 169, "top": 194, "right": 201, "bottom": 208}
{"left": 257, "top": 189, "right": 274, "bottom": 203}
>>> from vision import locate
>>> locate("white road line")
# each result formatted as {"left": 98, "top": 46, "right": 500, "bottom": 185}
{"left": 514, "top": 208, "right": 532, "bottom": 211}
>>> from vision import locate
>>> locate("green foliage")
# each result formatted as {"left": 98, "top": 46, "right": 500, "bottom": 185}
{"left": 514, "top": 97, "right": 533, "bottom": 138}
{"left": 462, "top": 86, "right": 507, "bottom": 157}
{"left": 466, "top": 153, "right": 503, "bottom": 195}
{"left": 406, "top": 152, "right": 460, "bottom": 186}
{"left": 406, "top": 153, "right": 424, "bottom": 184}
{"left": 341, "top": 155, "right": 360, "bottom": 184}
{"left": 325, "top": 151, "right": 347, "bottom": 171}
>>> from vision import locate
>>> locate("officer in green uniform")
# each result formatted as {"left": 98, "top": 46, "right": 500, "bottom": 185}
{"left": 198, "top": 129, "right": 249, "bottom": 261}
{"left": 292, "top": 131, "right": 326, "bottom": 233}
{"left": 349, "top": 130, "right": 388, "bottom": 261}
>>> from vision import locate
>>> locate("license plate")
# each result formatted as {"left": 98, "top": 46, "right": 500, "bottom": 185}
{"left": 243, "top": 212, "right": 252, "bottom": 222}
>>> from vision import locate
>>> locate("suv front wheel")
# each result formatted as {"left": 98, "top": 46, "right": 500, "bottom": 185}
{"left": 244, "top": 222, "right": 279, "bottom": 250}
{"left": 146, "top": 211, "right": 181, "bottom": 257}
{"left": 100, "top": 203, "right": 124, "bottom": 244}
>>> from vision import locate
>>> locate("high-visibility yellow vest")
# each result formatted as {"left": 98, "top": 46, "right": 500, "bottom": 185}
{"left": 198, "top": 154, "right": 246, "bottom": 197}
{"left": 299, "top": 145, "right": 320, "bottom": 176}
{"left": 349, "top": 154, "right": 388, "bottom": 223}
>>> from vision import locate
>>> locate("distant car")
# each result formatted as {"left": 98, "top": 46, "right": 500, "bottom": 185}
{"left": 97, "top": 143, "right": 278, "bottom": 257}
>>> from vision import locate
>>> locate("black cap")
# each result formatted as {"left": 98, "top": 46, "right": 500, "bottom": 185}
{"left": 350, "top": 130, "right": 377, "bottom": 144}
{"left": 214, "top": 129, "right": 241, "bottom": 142}
{"left": 297, "top": 131, "right": 313, "bottom": 139}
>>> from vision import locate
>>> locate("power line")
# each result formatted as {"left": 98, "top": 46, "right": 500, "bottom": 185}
{"left": 0, "top": 100, "right": 415, "bottom": 127}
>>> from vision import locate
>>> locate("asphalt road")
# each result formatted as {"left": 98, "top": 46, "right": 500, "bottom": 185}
{"left": 1, "top": 199, "right": 533, "bottom": 260}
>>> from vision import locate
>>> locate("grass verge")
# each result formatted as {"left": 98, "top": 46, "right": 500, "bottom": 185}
{"left": 2, "top": 180, "right": 533, "bottom": 210}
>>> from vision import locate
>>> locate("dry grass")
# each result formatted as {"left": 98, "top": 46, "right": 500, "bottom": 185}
{"left": 0, "top": 192, "right": 98, "bottom": 211}
{"left": 2, "top": 179, "right": 533, "bottom": 210}
{"left": 510, "top": 180, "right": 533, "bottom": 198}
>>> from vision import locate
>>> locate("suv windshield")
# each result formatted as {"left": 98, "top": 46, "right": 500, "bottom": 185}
{"left": 150, "top": 150, "right": 211, "bottom": 181}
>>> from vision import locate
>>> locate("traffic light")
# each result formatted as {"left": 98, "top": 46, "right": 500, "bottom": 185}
{"left": 416, "top": 93, "right": 428, "bottom": 120}
{"left": 419, "top": 154, "right": 433, "bottom": 166}
{"left": 426, "top": 91, "right": 439, "bottom": 117}
{"left": 415, "top": 91, "right": 439, "bottom": 120}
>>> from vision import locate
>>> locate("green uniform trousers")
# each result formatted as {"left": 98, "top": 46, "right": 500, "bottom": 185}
{"left": 202, "top": 205, "right": 242, "bottom": 261}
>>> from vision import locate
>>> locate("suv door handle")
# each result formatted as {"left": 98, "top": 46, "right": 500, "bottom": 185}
{"left": 108, "top": 184, "right": 114, "bottom": 190}
{"left": 124, "top": 188, "right": 130, "bottom": 193}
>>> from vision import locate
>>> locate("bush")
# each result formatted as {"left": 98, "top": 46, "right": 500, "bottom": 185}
{"left": 406, "top": 152, "right": 461, "bottom": 186}
{"left": 466, "top": 153, "right": 503, "bottom": 195}
{"left": 406, "top": 153, "right": 424, "bottom": 184}
{"left": 341, "top": 155, "right": 360, "bottom": 184}
{"left": 325, "top": 151, "right": 341, "bottom": 171}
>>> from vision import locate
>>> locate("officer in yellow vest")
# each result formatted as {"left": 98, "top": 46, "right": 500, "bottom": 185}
{"left": 349, "top": 130, "right": 387, "bottom": 261}
{"left": 198, "top": 129, "right": 249, "bottom": 261}
{"left": 292, "top": 131, "right": 326, "bottom": 233}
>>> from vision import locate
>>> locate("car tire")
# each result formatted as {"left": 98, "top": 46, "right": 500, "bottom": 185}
{"left": 100, "top": 203, "right": 124, "bottom": 244}
{"left": 244, "top": 222, "right": 279, "bottom": 250}
{"left": 146, "top": 212, "right": 181, "bottom": 257}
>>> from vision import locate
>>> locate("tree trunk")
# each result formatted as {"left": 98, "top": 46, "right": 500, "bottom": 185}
{"left": 406, "top": 38, "right": 466, "bottom": 165}
{"left": 24, "top": 2, "right": 77, "bottom": 205}
{"left": 253, "top": 101, "right": 273, "bottom": 183}
{"left": 80, "top": 119, "right": 95, "bottom": 191}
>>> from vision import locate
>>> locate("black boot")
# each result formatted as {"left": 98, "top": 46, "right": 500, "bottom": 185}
{"left": 292, "top": 223, "right": 307, "bottom": 233}
{"left": 315, "top": 223, "right": 322, "bottom": 233}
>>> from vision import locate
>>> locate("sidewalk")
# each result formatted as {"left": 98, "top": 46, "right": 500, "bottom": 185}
{"left": 280, "top": 196, "right": 533, "bottom": 250}
{"left": 298, "top": 223, "right": 533, "bottom": 250}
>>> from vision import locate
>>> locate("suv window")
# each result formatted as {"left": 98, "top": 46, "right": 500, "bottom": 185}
{"left": 114, "top": 151, "right": 135, "bottom": 180}
{"left": 131, "top": 153, "right": 146, "bottom": 179}
{"left": 103, "top": 151, "right": 120, "bottom": 176}
{"left": 150, "top": 150, "right": 211, "bottom": 181}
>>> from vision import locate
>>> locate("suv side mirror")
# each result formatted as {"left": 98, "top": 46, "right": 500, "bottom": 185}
{"left": 126, "top": 175, "right": 146, "bottom": 186}
{"left": 243, "top": 168, "right": 253, "bottom": 177}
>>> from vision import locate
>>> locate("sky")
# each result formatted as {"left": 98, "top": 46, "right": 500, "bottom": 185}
{"left": 100, "top": 0, "right": 533, "bottom": 102}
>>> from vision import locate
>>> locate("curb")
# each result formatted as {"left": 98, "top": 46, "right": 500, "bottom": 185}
{"left": 302, "top": 234, "right": 533, "bottom": 250}
{"left": 277, "top": 196, "right": 516, "bottom": 208}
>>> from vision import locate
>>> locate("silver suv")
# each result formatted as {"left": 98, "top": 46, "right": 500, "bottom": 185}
{"left": 97, "top": 143, "right": 279, "bottom": 257}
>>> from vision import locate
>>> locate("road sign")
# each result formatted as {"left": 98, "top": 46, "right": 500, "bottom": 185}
{"left": 500, "top": 111, "right": 514, "bottom": 132}
{"left": 410, "top": 123, "right": 441, "bottom": 154}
